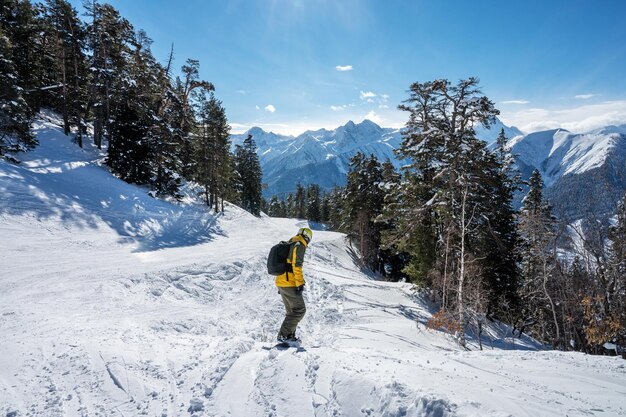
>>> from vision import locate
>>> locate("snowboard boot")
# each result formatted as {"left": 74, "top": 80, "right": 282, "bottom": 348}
{"left": 277, "top": 333, "right": 301, "bottom": 347}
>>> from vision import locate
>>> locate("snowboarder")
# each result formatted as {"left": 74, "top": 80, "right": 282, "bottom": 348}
{"left": 275, "top": 227, "right": 312, "bottom": 345}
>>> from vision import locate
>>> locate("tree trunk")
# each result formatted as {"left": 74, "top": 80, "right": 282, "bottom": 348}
{"left": 542, "top": 258, "right": 560, "bottom": 348}
{"left": 457, "top": 184, "right": 468, "bottom": 348}
{"left": 442, "top": 227, "right": 451, "bottom": 309}
{"left": 70, "top": 22, "right": 82, "bottom": 148}
{"left": 61, "top": 46, "right": 69, "bottom": 136}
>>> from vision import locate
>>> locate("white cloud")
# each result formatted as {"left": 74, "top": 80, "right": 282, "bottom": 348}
{"left": 335, "top": 65, "right": 353, "bottom": 71}
{"left": 362, "top": 110, "right": 384, "bottom": 125}
{"left": 230, "top": 122, "right": 290, "bottom": 135}
{"left": 230, "top": 123, "right": 252, "bottom": 133}
{"left": 264, "top": 104, "right": 276, "bottom": 113}
{"left": 499, "top": 100, "right": 626, "bottom": 134}
{"left": 360, "top": 91, "right": 376, "bottom": 100}
{"left": 237, "top": 90, "right": 247, "bottom": 95}
{"left": 575, "top": 94, "right": 596, "bottom": 100}
{"left": 501, "top": 100, "right": 530, "bottom": 105}
{"left": 381, "top": 94, "right": 390, "bottom": 102}
{"left": 255, "top": 105, "right": 260, "bottom": 110}
{"left": 379, "top": 104, "right": 389, "bottom": 109}
{"left": 331, "top": 105, "right": 348, "bottom": 111}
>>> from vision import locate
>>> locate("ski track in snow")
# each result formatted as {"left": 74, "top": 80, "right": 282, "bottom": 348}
{"left": 1, "top": 115, "right": 626, "bottom": 417}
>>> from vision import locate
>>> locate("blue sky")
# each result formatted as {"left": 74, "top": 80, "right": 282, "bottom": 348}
{"left": 70, "top": 0, "right": 626, "bottom": 135}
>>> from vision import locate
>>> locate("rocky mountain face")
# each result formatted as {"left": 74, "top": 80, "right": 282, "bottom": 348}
{"left": 231, "top": 120, "right": 403, "bottom": 197}
{"left": 509, "top": 126, "right": 626, "bottom": 220}
{"left": 232, "top": 121, "right": 626, "bottom": 221}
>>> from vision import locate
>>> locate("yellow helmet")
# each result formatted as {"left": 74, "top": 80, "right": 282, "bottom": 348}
{"left": 298, "top": 227, "right": 313, "bottom": 243}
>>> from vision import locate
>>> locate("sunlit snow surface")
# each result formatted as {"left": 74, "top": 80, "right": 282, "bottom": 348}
{"left": 1, "top": 114, "right": 625, "bottom": 416}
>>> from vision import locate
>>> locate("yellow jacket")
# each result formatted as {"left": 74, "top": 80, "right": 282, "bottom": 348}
{"left": 275, "top": 235, "right": 308, "bottom": 287}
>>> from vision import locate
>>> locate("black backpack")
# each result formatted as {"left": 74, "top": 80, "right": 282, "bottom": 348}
{"left": 267, "top": 241, "right": 293, "bottom": 276}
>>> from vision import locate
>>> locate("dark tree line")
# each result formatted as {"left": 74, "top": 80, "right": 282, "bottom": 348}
{"left": 0, "top": 0, "right": 263, "bottom": 216}
{"left": 265, "top": 183, "right": 343, "bottom": 227}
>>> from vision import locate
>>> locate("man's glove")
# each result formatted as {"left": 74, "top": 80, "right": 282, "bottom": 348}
{"left": 295, "top": 285, "right": 304, "bottom": 293}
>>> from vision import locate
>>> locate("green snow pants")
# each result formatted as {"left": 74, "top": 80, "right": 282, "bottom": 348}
{"left": 278, "top": 286, "right": 306, "bottom": 338}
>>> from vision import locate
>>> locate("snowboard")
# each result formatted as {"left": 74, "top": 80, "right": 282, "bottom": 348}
{"left": 262, "top": 341, "right": 305, "bottom": 352}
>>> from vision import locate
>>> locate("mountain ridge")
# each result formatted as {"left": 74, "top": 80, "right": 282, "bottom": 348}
{"left": 233, "top": 120, "right": 626, "bottom": 220}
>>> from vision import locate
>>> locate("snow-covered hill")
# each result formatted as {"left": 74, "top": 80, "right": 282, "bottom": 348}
{"left": 1, "top": 114, "right": 625, "bottom": 416}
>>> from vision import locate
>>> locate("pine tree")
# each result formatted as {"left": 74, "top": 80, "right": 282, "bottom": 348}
{"left": 518, "top": 169, "right": 561, "bottom": 346}
{"left": 294, "top": 183, "right": 306, "bottom": 218}
{"left": 344, "top": 153, "right": 385, "bottom": 271}
{"left": 1, "top": 0, "right": 45, "bottom": 112}
{"left": 480, "top": 130, "right": 521, "bottom": 316}
{"left": 306, "top": 184, "right": 322, "bottom": 223}
{"left": 106, "top": 28, "right": 184, "bottom": 198}
{"left": 194, "top": 90, "right": 231, "bottom": 211}
{"left": 176, "top": 59, "right": 213, "bottom": 179}
{"left": 0, "top": 27, "right": 36, "bottom": 156}
{"left": 234, "top": 134, "right": 262, "bottom": 216}
{"left": 327, "top": 186, "right": 345, "bottom": 231}
{"left": 42, "top": 0, "right": 87, "bottom": 144}
{"left": 392, "top": 77, "right": 501, "bottom": 344}
{"left": 267, "top": 195, "right": 284, "bottom": 217}
{"left": 377, "top": 160, "right": 408, "bottom": 280}
{"left": 320, "top": 191, "right": 331, "bottom": 224}
{"left": 285, "top": 193, "right": 294, "bottom": 218}
{"left": 84, "top": 1, "right": 133, "bottom": 149}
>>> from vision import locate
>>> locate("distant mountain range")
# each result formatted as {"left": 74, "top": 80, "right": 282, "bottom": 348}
{"left": 231, "top": 119, "right": 403, "bottom": 197}
{"left": 232, "top": 120, "right": 626, "bottom": 221}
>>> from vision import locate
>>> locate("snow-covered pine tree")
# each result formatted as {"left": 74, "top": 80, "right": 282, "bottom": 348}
{"left": 0, "top": 27, "right": 36, "bottom": 156}
{"left": 193, "top": 90, "right": 231, "bottom": 212}
{"left": 392, "top": 77, "right": 505, "bottom": 344}
{"left": 233, "top": 134, "right": 262, "bottom": 216}
{"left": 176, "top": 59, "right": 213, "bottom": 180}
{"left": 517, "top": 169, "right": 561, "bottom": 346}
{"left": 42, "top": 0, "right": 88, "bottom": 145}
{"left": 84, "top": 1, "right": 133, "bottom": 149}
{"left": 0, "top": 0, "right": 45, "bottom": 112}
{"left": 326, "top": 186, "right": 345, "bottom": 232}
{"left": 267, "top": 195, "right": 284, "bottom": 217}
{"left": 479, "top": 129, "right": 521, "bottom": 317}
{"left": 106, "top": 28, "right": 181, "bottom": 197}
{"left": 344, "top": 152, "right": 385, "bottom": 272}
{"left": 377, "top": 159, "right": 408, "bottom": 280}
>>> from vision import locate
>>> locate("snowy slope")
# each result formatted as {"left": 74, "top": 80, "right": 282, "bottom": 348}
{"left": 1, "top": 114, "right": 625, "bottom": 417}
